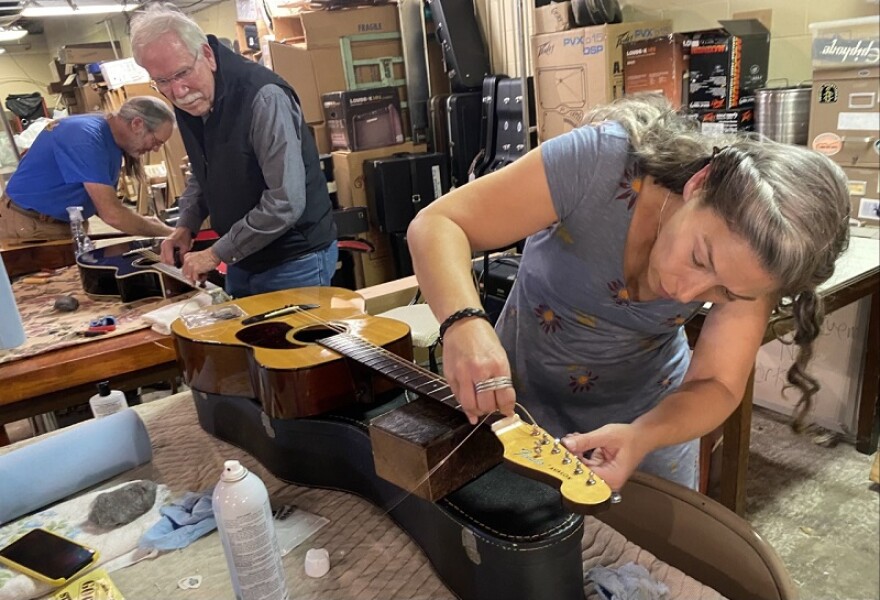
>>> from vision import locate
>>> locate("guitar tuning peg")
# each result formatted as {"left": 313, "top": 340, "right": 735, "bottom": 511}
{"left": 573, "top": 464, "right": 583, "bottom": 475}
{"left": 541, "top": 434, "right": 551, "bottom": 445}
{"left": 562, "top": 453, "right": 572, "bottom": 465}
{"left": 586, "top": 473, "right": 596, "bottom": 486}
{"left": 551, "top": 438, "right": 561, "bottom": 454}
{"left": 530, "top": 427, "right": 541, "bottom": 436}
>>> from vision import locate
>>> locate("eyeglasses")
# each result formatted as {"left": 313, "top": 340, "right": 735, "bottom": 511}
{"left": 150, "top": 52, "right": 200, "bottom": 91}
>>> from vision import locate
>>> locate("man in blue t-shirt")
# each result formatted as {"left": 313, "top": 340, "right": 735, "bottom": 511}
{"left": 0, "top": 96, "right": 176, "bottom": 244}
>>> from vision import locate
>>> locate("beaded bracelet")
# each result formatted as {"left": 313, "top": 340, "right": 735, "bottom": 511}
{"left": 438, "top": 307, "right": 491, "bottom": 344}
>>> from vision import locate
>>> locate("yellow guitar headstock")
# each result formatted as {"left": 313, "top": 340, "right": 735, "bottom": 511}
{"left": 491, "top": 414, "right": 612, "bottom": 514}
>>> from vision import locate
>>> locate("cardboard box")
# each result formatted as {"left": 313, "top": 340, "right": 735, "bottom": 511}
{"left": 691, "top": 107, "right": 754, "bottom": 134}
{"left": 808, "top": 67, "right": 880, "bottom": 168}
{"left": 623, "top": 33, "right": 689, "bottom": 108}
{"left": 534, "top": 2, "right": 572, "bottom": 35}
{"left": 810, "top": 16, "right": 880, "bottom": 72}
{"left": 299, "top": 5, "right": 399, "bottom": 49}
{"left": 685, "top": 19, "right": 770, "bottom": 110}
{"left": 532, "top": 19, "right": 672, "bottom": 141}
{"left": 58, "top": 42, "right": 121, "bottom": 65}
{"left": 270, "top": 36, "right": 405, "bottom": 124}
{"left": 309, "top": 122, "right": 331, "bottom": 155}
{"left": 352, "top": 227, "right": 397, "bottom": 288}
{"left": 842, "top": 166, "right": 879, "bottom": 227}
{"left": 323, "top": 87, "right": 404, "bottom": 151}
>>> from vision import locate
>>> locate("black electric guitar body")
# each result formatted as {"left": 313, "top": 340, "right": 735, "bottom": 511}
{"left": 76, "top": 239, "right": 224, "bottom": 303}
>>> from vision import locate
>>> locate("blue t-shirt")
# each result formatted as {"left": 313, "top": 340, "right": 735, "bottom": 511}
{"left": 496, "top": 121, "right": 704, "bottom": 438}
{"left": 6, "top": 115, "right": 122, "bottom": 221}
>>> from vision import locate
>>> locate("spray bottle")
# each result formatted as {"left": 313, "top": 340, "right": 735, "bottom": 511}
{"left": 88, "top": 381, "right": 128, "bottom": 419}
{"left": 213, "top": 460, "right": 289, "bottom": 600}
{"left": 66, "top": 206, "right": 95, "bottom": 256}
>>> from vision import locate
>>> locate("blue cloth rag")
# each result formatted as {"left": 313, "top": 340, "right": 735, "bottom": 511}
{"left": 139, "top": 491, "right": 216, "bottom": 551}
{"left": 588, "top": 562, "right": 669, "bottom": 600}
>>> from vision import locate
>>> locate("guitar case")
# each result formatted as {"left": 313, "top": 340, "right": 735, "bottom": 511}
{"left": 428, "top": 93, "right": 451, "bottom": 156}
{"left": 470, "top": 74, "right": 504, "bottom": 179}
{"left": 446, "top": 92, "right": 482, "bottom": 188}
{"left": 192, "top": 388, "right": 586, "bottom": 600}
{"left": 426, "top": 0, "right": 491, "bottom": 92}
{"left": 485, "top": 77, "right": 537, "bottom": 174}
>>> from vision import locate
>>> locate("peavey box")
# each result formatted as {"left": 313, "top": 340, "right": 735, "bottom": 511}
{"left": 691, "top": 107, "right": 755, "bottom": 134}
{"left": 323, "top": 87, "right": 405, "bottom": 152}
{"left": 685, "top": 19, "right": 770, "bottom": 110}
{"left": 623, "top": 33, "right": 689, "bottom": 108}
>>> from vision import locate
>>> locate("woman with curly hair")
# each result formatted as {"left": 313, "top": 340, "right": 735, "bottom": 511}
{"left": 407, "top": 95, "right": 850, "bottom": 491}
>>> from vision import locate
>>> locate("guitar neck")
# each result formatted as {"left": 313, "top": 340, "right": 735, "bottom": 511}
{"left": 136, "top": 251, "right": 222, "bottom": 293}
{"left": 318, "top": 334, "right": 458, "bottom": 408}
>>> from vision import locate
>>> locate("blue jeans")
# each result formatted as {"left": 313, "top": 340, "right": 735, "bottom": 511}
{"left": 225, "top": 242, "right": 338, "bottom": 298}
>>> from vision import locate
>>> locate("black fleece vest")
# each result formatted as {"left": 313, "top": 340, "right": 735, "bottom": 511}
{"left": 176, "top": 36, "right": 335, "bottom": 273}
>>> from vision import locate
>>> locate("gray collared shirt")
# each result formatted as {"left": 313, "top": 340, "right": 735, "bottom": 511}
{"left": 175, "top": 84, "right": 308, "bottom": 265}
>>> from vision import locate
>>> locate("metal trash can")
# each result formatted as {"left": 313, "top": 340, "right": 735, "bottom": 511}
{"left": 755, "top": 84, "right": 812, "bottom": 145}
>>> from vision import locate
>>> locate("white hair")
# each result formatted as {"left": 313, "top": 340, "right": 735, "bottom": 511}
{"left": 130, "top": 2, "right": 208, "bottom": 61}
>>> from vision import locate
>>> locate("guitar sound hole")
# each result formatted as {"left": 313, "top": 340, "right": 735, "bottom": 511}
{"left": 236, "top": 322, "right": 297, "bottom": 349}
{"left": 291, "top": 325, "right": 345, "bottom": 344}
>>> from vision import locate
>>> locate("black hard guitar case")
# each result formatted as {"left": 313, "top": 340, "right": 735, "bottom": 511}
{"left": 426, "top": 0, "right": 491, "bottom": 92}
{"left": 446, "top": 92, "right": 482, "bottom": 188}
{"left": 192, "top": 389, "right": 587, "bottom": 600}
{"left": 484, "top": 77, "right": 537, "bottom": 174}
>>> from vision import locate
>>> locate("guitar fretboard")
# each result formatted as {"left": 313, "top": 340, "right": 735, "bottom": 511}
{"left": 318, "top": 334, "right": 457, "bottom": 408}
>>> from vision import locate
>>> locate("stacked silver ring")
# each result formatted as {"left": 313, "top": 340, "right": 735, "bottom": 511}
{"left": 474, "top": 376, "right": 514, "bottom": 393}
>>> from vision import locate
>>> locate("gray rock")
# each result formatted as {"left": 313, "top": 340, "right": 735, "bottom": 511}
{"left": 54, "top": 295, "right": 80, "bottom": 312}
{"left": 88, "top": 480, "right": 158, "bottom": 528}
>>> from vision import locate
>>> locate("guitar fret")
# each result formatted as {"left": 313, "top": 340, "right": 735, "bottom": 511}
{"left": 414, "top": 380, "right": 448, "bottom": 393}
{"left": 323, "top": 334, "right": 458, "bottom": 408}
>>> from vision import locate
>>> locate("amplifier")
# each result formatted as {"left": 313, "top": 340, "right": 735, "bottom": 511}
{"left": 364, "top": 152, "right": 450, "bottom": 234}
{"left": 472, "top": 254, "right": 521, "bottom": 302}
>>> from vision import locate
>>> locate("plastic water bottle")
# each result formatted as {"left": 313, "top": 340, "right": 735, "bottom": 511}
{"left": 0, "top": 258, "right": 25, "bottom": 350}
{"left": 88, "top": 381, "right": 128, "bottom": 418}
{"left": 213, "top": 460, "right": 289, "bottom": 600}
{"left": 66, "top": 206, "right": 95, "bottom": 256}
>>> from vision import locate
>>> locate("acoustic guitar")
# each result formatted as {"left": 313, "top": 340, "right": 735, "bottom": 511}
{"left": 76, "top": 239, "right": 227, "bottom": 303}
{"left": 170, "top": 287, "right": 613, "bottom": 514}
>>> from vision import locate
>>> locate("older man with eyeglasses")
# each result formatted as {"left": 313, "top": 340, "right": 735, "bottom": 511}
{"left": 130, "top": 3, "right": 337, "bottom": 298}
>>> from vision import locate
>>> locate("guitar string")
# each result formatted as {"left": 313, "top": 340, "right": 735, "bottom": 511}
{"left": 172, "top": 290, "right": 608, "bottom": 508}
{"left": 283, "top": 306, "right": 610, "bottom": 497}
{"left": 250, "top": 305, "right": 602, "bottom": 490}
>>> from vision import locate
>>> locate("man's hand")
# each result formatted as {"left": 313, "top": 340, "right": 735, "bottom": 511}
{"left": 160, "top": 228, "right": 194, "bottom": 266}
{"left": 144, "top": 215, "right": 174, "bottom": 238}
{"left": 181, "top": 247, "right": 221, "bottom": 283}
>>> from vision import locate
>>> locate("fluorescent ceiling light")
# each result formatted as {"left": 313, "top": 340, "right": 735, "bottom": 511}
{"left": 0, "top": 28, "right": 27, "bottom": 42}
{"left": 21, "top": 3, "right": 136, "bottom": 17}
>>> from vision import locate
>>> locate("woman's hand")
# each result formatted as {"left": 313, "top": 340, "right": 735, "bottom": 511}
{"left": 441, "top": 317, "right": 516, "bottom": 425}
{"left": 561, "top": 424, "right": 651, "bottom": 492}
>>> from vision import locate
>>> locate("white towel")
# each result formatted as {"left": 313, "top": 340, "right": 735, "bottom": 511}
{"left": 0, "top": 480, "right": 169, "bottom": 600}
{"left": 141, "top": 292, "right": 213, "bottom": 335}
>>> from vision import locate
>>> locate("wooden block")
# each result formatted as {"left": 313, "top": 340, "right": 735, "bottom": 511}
{"left": 369, "top": 397, "right": 503, "bottom": 501}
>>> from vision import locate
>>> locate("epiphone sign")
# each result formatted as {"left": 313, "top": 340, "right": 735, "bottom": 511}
{"left": 813, "top": 38, "right": 880, "bottom": 65}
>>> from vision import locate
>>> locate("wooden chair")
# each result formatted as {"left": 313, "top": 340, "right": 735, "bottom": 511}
{"left": 597, "top": 471, "right": 798, "bottom": 600}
